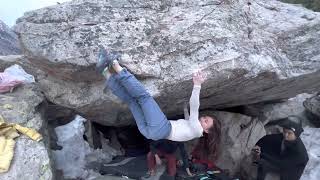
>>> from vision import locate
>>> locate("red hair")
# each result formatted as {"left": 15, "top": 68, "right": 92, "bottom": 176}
{"left": 192, "top": 115, "right": 221, "bottom": 161}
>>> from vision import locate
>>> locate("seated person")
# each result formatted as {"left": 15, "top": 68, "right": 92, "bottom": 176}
{"left": 252, "top": 116, "right": 309, "bottom": 180}
{"left": 146, "top": 139, "right": 193, "bottom": 178}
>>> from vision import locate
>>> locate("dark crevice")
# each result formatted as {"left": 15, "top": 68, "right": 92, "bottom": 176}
{"left": 94, "top": 123, "right": 149, "bottom": 156}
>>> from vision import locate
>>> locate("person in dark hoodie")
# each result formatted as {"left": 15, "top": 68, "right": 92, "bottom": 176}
{"left": 252, "top": 116, "right": 309, "bottom": 180}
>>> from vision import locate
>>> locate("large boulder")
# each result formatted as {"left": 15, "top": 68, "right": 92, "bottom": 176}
{"left": 14, "top": 0, "right": 320, "bottom": 125}
{"left": 0, "top": 84, "right": 53, "bottom": 180}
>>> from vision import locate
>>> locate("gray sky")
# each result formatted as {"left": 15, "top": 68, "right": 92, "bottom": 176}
{"left": 0, "top": 0, "right": 71, "bottom": 27}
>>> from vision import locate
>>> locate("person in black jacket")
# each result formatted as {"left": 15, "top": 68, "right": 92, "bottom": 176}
{"left": 252, "top": 116, "right": 309, "bottom": 180}
{"left": 145, "top": 139, "right": 193, "bottom": 178}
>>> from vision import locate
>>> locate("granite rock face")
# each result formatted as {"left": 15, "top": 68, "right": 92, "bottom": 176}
{"left": 242, "top": 93, "right": 315, "bottom": 126}
{"left": 0, "top": 84, "right": 53, "bottom": 180}
{"left": 303, "top": 94, "right": 320, "bottom": 126}
{"left": 213, "top": 111, "right": 266, "bottom": 177}
{"left": 0, "top": 20, "right": 21, "bottom": 55}
{"left": 13, "top": 0, "right": 320, "bottom": 125}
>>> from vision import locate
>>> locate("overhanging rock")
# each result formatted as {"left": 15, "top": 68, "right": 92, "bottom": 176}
{"left": 14, "top": 0, "right": 320, "bottom": 125}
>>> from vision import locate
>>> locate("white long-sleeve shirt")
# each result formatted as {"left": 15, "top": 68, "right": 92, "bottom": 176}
{"left": 167, "top": 85, "right": 203, "bottom": 141}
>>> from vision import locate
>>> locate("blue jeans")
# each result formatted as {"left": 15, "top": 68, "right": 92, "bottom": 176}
{"left": 106, "top": 69, "right": 171, "bottom": 140}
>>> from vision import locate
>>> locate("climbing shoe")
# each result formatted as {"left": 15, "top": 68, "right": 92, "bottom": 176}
{"left": 96, "top": 46, "right": 121, "bottom": 74}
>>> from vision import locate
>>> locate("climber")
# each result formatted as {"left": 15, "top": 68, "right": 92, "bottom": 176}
{"left": 252, "top": 116, "right": 309, "bottom": 180}
{"left": 95, "top": 46, "right": 219, "bottom": 157}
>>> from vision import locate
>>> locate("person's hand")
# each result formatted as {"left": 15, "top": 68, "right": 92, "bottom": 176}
{"left": 186, "top": 168, "right": 194, "bottom": 176}
{"left": 155, "top": 154, "right": 162, "bottom": 165}
{"left": 252, "top": 145, "right": 261, "bottom": 163}
{"left": 252, "top": 145, "right": 261, "bottom": 156}
{"left": 193, "top": 70, "right": 207, "bottom": 86}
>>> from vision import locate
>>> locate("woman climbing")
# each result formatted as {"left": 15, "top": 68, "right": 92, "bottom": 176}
{"left": 96, "top": 46, "right": 217, "bottom": 144}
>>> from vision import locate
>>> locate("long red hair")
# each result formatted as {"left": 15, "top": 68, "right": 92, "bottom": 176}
{"left": 192, "top": 115, "right": 221, "bottom": 161}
